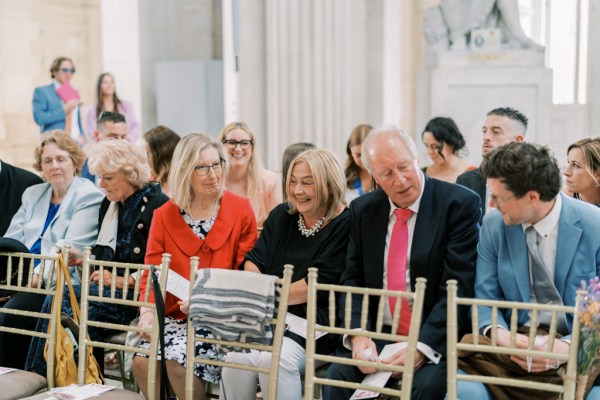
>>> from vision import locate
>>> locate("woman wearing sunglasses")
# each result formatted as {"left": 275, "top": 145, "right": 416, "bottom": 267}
{"left": 32, "top": 56, "right": 86, "bottom": 146}
{"left": 217, "top": 122, "right": 282, "bottom": 228}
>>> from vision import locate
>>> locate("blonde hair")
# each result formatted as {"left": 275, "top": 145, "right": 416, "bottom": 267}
{"left": 218, "top": 122, "right": 263, "bottom": 200}
{"left": 286, "top": 149, "right": 347, "bottom": 221}
{"left": 169, "top": 133, "right": 229, "bottom": 209}
{"left": 568, "top": 137, "right": 600, "bottom": 187}
{"left": 88, "top": 139, "right": 151, "bottom": 190}
{"left": 34, "top": 130, "right": 85, "bottom": 175}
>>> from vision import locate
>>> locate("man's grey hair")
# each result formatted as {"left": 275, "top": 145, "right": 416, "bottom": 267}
{"left": 361, "top": 124, "right": 418, "bottom": 173}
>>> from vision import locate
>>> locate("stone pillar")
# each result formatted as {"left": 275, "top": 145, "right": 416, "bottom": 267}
{"left": 588, "top": 1, "right": 600, "bottom": 135}
{"left": 261, "top": 0, "right": 370, "bottom": 169}
{"left": 0, "top": 0, "right": 101, "bottom": 168}
{"left": 416, "top": 50, "right": 552, "bottom": 167}
{"left": 100, "top": 0, "right": 142, "bottom": 141}
{"left": 138, "top": 0, "right": 218, "bottom": 131}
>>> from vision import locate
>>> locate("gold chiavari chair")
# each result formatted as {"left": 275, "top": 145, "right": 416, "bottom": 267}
{"left": 304, "top": 267, "right": 428, "bottom": 400}
{"left": 446, "top": 279, "right": 584, "bottom": 400}
{"left": 184, "top": 259, "right": 294, "bottom": 400}
{"left": 0, "top": 246, "right": 66, "bottom": 399}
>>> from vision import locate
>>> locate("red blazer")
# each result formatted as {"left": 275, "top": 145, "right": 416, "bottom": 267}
{"left": 140, "top": 190, "right": 257, "bottom": 319}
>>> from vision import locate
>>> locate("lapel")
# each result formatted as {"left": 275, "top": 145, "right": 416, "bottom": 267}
{"left": 504, "top": 224, "right": 530, "bottom": 302}
{"left": 45, "top": 83, "right": 62, "bottom": 107}
{"left": 162, "top": 191, "right": 237, "bottom": 256}
{"left": 554, "top": 195, "right": 581, "bottom": 296}
{"left": 411, "top": 176, "right": 440, "bottom": 280}
{"left": 363, "top": 190, "right": 391, "bottom": 283}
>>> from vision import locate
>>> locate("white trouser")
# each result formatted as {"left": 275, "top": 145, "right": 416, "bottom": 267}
{"left": 220, "top": 337, "right": 305, "bottom": 400}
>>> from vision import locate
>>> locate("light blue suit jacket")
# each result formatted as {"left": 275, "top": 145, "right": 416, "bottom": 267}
{"left": 475, "top": 193, "right": 600, "bottom": 335}
{"left": 4, "top": 177, "right": 104, "bottom": 287}
{"left": 32, "top": 83, "right": 83, "bottom": 134}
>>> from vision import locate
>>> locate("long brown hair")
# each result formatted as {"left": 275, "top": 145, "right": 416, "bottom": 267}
{"left": 95, "top": 73, "right": 123, "bottom": 118}
{"left": 344, "top": 124, "right": 372, "bottom": 189}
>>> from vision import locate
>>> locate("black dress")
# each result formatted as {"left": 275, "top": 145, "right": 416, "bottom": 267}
{"left": 244, "top": 203, "right": 350, "bottom": 353}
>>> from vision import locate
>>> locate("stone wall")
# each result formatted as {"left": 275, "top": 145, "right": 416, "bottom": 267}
{"left": 0, "top": 0, "right": 101, "bottom": 169}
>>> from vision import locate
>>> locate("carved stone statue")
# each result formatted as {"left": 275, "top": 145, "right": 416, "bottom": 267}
{"left": 424, "top": 0, "right": 544, "bottom": 51}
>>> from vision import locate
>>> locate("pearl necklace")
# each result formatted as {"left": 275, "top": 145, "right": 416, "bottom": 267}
{"left": 298, "top": 214, "right": 326, "bottom": 237}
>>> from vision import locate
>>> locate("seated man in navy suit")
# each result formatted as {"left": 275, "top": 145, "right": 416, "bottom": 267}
{"left": 32, "top": 56, "right": 85, "bottom": 145}
{"left": 0, "top": 159, "right": 42, "bottom": 237}
{"left": 324, "top": 125, "right": 481, "bottom": 400}
{"left": 456, "top": 142, "right": 600, "bottom": 400}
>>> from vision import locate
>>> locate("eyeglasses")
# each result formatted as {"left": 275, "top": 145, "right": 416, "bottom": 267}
{"left": 194, "top": 160, "right": 225, "bottom": 176}
{"left": 61, "top": 68, "right": 76, "bottom": 74}
{"left": 222, "top": 139, "right": 253, "bottom": 149}
{"left": 489, "top": 192, "right": 516, "bottom": 206}
{"left": 41, "top": 156, "right": 71, "bottom": 166}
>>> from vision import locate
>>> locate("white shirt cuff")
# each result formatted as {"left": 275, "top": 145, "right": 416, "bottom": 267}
{"left": 416, "top": 342, "right": 441, "bottom": 364}
{"left": 342, "top": 330, "right": 441, "bottom": 365}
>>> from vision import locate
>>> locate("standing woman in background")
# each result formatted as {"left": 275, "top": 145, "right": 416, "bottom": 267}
{"left": 344, "top": 124, "right": 374, "bottom": 202}
{"left": 218, "top": 122, "right": 282, "bottom": 228}
{"left": 86, "top": 72, "right": 141, "bottom": 143}
{"left": 421, "top": 116, "right": 471, "bottom": 183}
{"left": 563, "top": 137, "right": 600, "bottom": 207}
{"left": 144, "top": 125, "right": 181, "bottom": 197}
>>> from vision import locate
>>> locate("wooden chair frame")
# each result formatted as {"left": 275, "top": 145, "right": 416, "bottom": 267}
{"left": 304, "top": 268, "right": 427, "bottom": 399}
{"left": 0, "top": 247, "right": 68, "bottom": 395}
{"left": 446, "top": 279, "right": 584, "bottom": 400}
{"left": 77, "top": 246, "right": 171, "bottom": 399}
{"left": 184, "top": 259, "right": 294, "bottom": 400}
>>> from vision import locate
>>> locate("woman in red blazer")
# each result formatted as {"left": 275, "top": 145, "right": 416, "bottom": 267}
{"left": 132, "top": 133, "right": 257, "bottom": 400}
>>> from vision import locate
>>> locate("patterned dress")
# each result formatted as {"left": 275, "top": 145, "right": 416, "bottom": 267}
{"left": 136, "top": 210, "right": 223, "bottom": 383}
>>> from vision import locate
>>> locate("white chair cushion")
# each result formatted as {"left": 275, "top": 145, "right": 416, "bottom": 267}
{"left": 0, "top": 370, "right": 47, "bottom": 399}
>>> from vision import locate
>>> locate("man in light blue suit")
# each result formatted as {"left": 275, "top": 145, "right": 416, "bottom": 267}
{"left": 455, "top": 142, "right": 600, "bottom": 399}
{"left": 32, "top": 56, "right": 85, "bottom": 144}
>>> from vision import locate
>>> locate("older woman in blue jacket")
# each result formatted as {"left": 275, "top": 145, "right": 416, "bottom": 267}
{"left": 0, "top": 130, "right": 103, "bottom": 369}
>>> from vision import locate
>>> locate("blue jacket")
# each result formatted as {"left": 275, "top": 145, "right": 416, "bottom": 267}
{"left": 475, "top": 193, "right": 600, "bottom": 336}
{"left": 32, "top": 83, "right": 83, "bottom": 134}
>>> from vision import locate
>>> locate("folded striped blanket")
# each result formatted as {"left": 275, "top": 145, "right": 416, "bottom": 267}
{"left": 189, "top": 269, "right": 277, "bottom": 352}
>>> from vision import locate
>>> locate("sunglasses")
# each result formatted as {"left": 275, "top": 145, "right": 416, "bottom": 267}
{"left": 61, "top": 68, "right": 76, "bottom": 74}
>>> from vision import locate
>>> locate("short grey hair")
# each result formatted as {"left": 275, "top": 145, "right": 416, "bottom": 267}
{"left": 361, "top": 124, "right": 418, "bottom": 174}
{"left": 88, "top": 139, "right": 151, "bottom": 190}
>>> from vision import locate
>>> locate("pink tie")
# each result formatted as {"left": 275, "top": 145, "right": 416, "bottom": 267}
{"left": 387, "top": 208, "right": 412, "bottom": 335}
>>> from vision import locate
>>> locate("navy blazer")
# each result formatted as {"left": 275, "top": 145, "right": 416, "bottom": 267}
{"left": 32, "top": 83, "right": 83, "bottom": 134}
{"left": 0, "top": 161, "right": 42, "bottom": 236}
{"left": 340, "top": 176, "right": 481, "bottom": 356}
{"left": 456, "top": 167, "right": 486, "bottom": 222}
{"left": 92, "top": 182, "right": 169, "bottom": 264}
{"left": 476, "top": 194, "right": 600, "bottom": 338}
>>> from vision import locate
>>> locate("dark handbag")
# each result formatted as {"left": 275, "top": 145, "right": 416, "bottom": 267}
{"left": 150, "top": 264, "right": 175, "bottom": 400}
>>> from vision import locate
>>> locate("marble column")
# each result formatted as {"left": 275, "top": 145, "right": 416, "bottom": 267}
{"left": 588, "top": 0, "right": 600, "bottom": 135}
{"left": 261, "top": 0, "right": 370, "bottom": 169}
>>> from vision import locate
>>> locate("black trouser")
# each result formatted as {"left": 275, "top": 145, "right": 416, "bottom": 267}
{"left": 323, "top": 340, "right": 447, "bottom": 400}
{"left": 0, "top": 292, "right": 46, "bottom": 369}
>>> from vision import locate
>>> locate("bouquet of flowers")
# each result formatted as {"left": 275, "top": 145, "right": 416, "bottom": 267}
{"left": 576, "top": 276, "right": 600, "bottom": 398}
